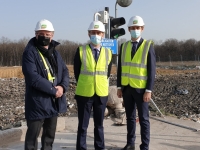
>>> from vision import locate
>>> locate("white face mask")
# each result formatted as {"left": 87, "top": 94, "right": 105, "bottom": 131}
{"left": 130, "top": 30, "right": 141, "bottom": 38}
{"left": 90, "top": 35, "right": 102, "bottom": 45}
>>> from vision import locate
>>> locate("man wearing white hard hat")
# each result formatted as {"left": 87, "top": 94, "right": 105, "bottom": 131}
{"left": 22, "top": 19, "right": 69, "bottom": 150}
{"left": 73, "top": 20, "right": 112, "bottom": 150}
{"left": 117, "top": 16, "right": 156, "bottom": 150}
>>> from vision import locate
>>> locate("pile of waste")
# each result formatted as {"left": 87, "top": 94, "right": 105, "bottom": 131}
{"left": 1, "top": 72, "right": 200, "bottom": 130}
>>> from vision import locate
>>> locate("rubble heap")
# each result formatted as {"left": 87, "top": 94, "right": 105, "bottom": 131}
{"left": 1, "top": 72, "right": 200, "bottom": 130}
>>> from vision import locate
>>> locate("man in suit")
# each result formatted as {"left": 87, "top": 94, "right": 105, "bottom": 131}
{"left": 117, "top": 16, "right": 156, "bottom": 150}
{"left": 73, "top": 20, "right": 112, "bottom": 150}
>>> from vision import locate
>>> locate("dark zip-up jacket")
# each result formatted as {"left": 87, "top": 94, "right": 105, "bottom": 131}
{"left": 22, "top": 37, "right": 69, "bottom": 120}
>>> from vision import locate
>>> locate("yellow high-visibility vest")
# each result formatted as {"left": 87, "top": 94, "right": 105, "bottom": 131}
{"left": 75, "top": 45, "right": 112, "bottom": 97}
{"left": 121, "top": 40, "right": 153, "bottom": 88}
{"left": 38, "top": 50, "right": 55, "bottom": 83}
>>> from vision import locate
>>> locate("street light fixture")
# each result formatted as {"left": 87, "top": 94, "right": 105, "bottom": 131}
{"left": 115, "top": 0, "right": 132, "bottom": 17}
{"left": 117, "top": 0, "right": 133, "bottom": 7}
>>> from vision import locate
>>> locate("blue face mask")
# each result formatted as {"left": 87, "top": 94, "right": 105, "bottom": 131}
{"left": 90, "top": 35, "right": 102, "bottom": 45}
{"left": 130, "top": 30, "right": 141, "bottom": 38}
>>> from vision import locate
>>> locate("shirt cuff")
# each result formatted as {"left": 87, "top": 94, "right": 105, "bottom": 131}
{"left": 145, "top": 89, "right": 152, "bottom": 93}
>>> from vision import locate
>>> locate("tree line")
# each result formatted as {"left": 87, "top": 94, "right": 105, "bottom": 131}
{"left": 154, "top": 38, "right": 200, "bottom": 62}
{"left": 0, "top": 36, "right": 200, "bottom": 66}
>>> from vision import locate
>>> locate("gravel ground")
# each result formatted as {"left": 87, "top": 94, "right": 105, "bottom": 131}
{"left": 0, "top": 68, "right": 200, "bottom": 130}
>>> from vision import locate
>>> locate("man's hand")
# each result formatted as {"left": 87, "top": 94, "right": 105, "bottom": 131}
{"left": 117, "top": 89, "right": 123, "bottom": 98}
{"left": 55, "top": 86, "right": 63, "bottom": 98}
{"left": 143, "top": 92, "right": 151, "bottom": 102}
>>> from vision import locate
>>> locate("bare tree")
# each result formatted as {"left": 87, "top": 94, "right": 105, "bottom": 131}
{"left": 0, "top": 37, "right": 200, "bottom": 66}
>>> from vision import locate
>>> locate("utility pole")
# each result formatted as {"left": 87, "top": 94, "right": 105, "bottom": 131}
{"left": 104, "top": 7, "right": 109, "bottom": 39}
{"left": 113, "top": 0, "right": 132, "bottom": 65}
{"left": 115, "top": 1, "right": 117, "bottom": 18}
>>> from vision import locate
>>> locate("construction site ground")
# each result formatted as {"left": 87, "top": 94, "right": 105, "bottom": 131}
{"left": 0, "top": 63, "right": 200, "bottom": 149}
{"left": 1, "top": 115, "right": 200, "bottom": 150}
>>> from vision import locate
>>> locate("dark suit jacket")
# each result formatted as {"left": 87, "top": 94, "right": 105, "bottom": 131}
{"left": 73, "top": 45, "right": 112, "bottom": 100}
{"left": 117, "top": 38, "right": 156, "bottom": 93}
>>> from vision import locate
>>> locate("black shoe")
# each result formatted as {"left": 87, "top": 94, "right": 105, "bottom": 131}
{"left": 121, "top": 144, "right": 135, "bottom": 150}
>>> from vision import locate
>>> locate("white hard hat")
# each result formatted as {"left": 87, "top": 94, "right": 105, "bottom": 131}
{"left": 127, "top": 16, "right": 145, "bottom": 27}
{"left": 88, "top": 21, "right": 105, "bottom": 32}
{"left": 35, "top": 19, "right": 54, "bottom": 31}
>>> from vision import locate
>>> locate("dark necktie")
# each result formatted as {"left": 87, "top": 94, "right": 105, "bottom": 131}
{"left": 94, "top": 48, "right": 99, "bottom": 62}
{"left": 131, "top": 42, "right": 138, "bottom": 58}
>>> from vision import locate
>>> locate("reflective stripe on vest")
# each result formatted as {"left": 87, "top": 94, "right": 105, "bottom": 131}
{"left": 75, "top": 45, "right": 112, "bottom": 97}
{"left": 38, "top": 50, "right": 55, "bottom": 83}
{"left": 121, "top": 40, "right": 152, "bottom": 88}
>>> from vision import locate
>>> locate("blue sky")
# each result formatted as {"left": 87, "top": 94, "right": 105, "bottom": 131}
{"left": 0, "top": 0, "right": 200, "bottom": 43}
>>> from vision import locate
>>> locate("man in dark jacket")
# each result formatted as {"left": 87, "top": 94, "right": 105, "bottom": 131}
{"left": 117, "top": 16, "right": 156, "bottom": 150}
{"left": 22, "top": 19, "right": 69, "bottom": 150}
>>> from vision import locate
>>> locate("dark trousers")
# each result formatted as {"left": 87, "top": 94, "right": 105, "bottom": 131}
{"left": 123, "top": 86, "right": 150, "bottom": 150}
{"left": 76, "top": 94, "right": 108, "bottom": 150}
{"left": 24, "top": 116, "right": 57, "bottom": 150}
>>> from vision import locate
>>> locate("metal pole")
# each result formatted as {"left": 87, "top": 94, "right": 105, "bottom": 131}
{"left": 115, "top": 1, "right": 118, "bottom": 66}
{"left": 180, "top": 55, "right": 183, "bottom": 65}
{"left": 158, "top": 56, "right": 160, "bottom": 62}
{"left": 150, "top": 99, "right": 165, "bottom": 118}
{"left": 150, "top": 116, "right": 200, "bottom": 132}
{"left": 105, "top": 7, "right": 109, "bottom": 39}
{"left": 169, "top": 55, "right": 172, "bottom": 66}
{"left": 115, "top": 1, "right": 117, "bottom": 18}
{"left": 93, "top": 12, "right": 101, "bottom": 21}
